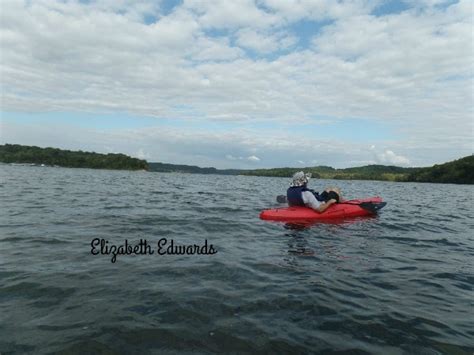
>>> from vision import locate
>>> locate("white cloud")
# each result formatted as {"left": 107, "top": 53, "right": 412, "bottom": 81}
{"left": 371, "top": 147, "right": 410, "bottom": 166}
{"left": 247, "top": 155, "right": 260, "bottom": 162}
{"left": 192, "top": 37, "right": 244, "bottom": 61}
{"left": 235, "top": 28, "right": 297, "bottom": 53}
{"left": 134, "top": 148, "right": 149, "bottom": 160}
{"left": 183, "top": 0, "right": 278, "bottom": 29}
{"left": 2, "top": 119, "right": 434, "bottom": 168}
{"left": 261, "top": 0, "right": 376, "bottom": 22}
{"left": 2, "top": 0, "right": 471, "bottom": 129}
{"left": 0, "top": 0, "right": 472, "bottom": 167}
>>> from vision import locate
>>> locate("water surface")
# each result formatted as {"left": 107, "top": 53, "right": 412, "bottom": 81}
{"left": 0, "top": 165, "right": 473, "bottom": 354}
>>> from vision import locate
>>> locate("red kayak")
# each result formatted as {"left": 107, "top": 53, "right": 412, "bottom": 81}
{"left": 260, "top": 196, "right": 385, "bottom": 222}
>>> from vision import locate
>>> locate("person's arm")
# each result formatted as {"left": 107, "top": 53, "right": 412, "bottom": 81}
{"left": 315, "top": 198, "right": 337, "bottom": 213}
{"left": 303, "top": 192, "right": 336, "bottom": 213}
{"left": 302, "top": 191, "right": 321, "bottom": 210}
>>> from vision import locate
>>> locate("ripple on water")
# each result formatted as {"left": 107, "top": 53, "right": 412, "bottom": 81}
{"left": 0, "top": 166, "right": 473, "bottom": 354}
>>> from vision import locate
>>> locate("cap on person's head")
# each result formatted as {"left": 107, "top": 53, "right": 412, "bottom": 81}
{"left": 290, "top": 171, "right": 312, "bottom": 187}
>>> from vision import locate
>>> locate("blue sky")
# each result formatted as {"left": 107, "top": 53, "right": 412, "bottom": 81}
{"left": 1, "top": 0, "right": 472, "bottom": 168}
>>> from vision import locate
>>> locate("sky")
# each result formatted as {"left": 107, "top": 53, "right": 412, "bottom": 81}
{"left": 0, "top": 0, "right": 472, "bottom": 169}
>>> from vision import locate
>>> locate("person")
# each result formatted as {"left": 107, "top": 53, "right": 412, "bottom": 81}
{"left": 286, "top": 171, "right": 343, "bottom": 213}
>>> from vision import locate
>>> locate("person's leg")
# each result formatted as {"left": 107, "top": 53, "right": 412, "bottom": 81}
{"left": 324, "top": 187, "right": 343, "bottom": 202}
{"left": 332, "top": 187, "right": 343, "bottom": 202}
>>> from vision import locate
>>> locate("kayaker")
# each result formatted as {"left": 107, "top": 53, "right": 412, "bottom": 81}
{"left": 286, "top": 171, "right": 342, "bottom": 213}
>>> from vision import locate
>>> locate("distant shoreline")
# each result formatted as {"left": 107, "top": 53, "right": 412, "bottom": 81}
{"left": 1, "top": 144, "right": 472, "bottom": 184}
{"left": 4, "top": 162, "right": 474, "bottom": 186}
{"left": 148, "top": 156, "right": 474, "bottom": 185}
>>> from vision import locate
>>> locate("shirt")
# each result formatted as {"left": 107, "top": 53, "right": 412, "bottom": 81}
{"left": 302, "top": 190, "right": 321, "bottom": 210}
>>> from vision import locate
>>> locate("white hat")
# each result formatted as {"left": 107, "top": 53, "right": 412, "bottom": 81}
{"left": 290, "top": 171, "right": 312, "bottom": 187}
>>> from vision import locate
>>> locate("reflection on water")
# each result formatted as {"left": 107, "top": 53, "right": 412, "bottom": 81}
{"left": 286, "top": 232, "right": 315, "bottom": 256}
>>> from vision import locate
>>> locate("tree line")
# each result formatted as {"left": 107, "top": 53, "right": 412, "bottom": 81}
{"left": 2, "top": 144, "right": 472, "bottom": 184}
{"left": 240, "top": 156, "right": 473, "bottom": 184}
{"left": 0, "top": 144, "right": 148, "bottom": 171}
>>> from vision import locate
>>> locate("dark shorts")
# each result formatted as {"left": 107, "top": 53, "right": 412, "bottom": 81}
{"left": 319, "top": 190, "right": 340, "bottom": 203}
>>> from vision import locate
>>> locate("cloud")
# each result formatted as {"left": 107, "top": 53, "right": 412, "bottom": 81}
{"left": 191, "top": 37, "right": 244, "bottom": 61}
{"left": 2, "top": 0, "right": 470, "bottom": 128}
{"left": 0, "top": 0, "right": 472, "bottom": 167}
{"left": 3, "top": 114, "right": 473, "bottom": 168}
{"left": 235, "top": 28, "right": 297, "bottom": 53}
{"left": 183, "top": 0, "right": 279, "bottom": 29}
{"left": 134, "top": 148, "right": 149, "bottom": 160}
{"left": 370, "top": 146, "right": 410, "bottom": 166}
{"left": 2, "top": 119, "right": 433, "bottom": 168}
{"left": 225, "top": 154, "right": 260, "bottom": 163}
{"left": 376, "top": 150, "right": 410, "bottom": 166}
{"left": 2, "top": 1, "right": 471, "bottom": 125}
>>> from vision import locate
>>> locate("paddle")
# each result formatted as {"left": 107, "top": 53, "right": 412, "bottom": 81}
{"left": 276, "top": 195, "right": 387, "bottom": 214}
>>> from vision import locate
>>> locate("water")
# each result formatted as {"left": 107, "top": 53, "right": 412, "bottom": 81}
{"left": 0, "top": 165, "right": 473, "bottom": 354}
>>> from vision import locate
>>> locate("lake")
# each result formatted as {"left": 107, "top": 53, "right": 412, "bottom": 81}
{"left": 0, "top": 165, "right": 473, "bottom": 354}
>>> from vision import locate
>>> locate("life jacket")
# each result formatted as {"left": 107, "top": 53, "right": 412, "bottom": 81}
{"left": 287, "top": 186, "right": 307, "bottom": 206}
{"left": 287, "top": 186, "right": 323, "bottom": 206}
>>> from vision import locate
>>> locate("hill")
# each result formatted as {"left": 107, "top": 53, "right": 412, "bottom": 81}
{"left": 238, "top": 157, "right": 473, "bottom": 184}
{"left": 404, "top": 155, "right": 473, "bottom": 184}
{"left": 240, "top": 165, "right": 421, "bottom": 182}
{"left": 0, "top": 144, "right": 148, "bottom": 171}
{"left": 149, "top": 155, "right": 473, "bottom": 184}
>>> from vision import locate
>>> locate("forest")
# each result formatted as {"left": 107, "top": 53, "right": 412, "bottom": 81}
{"left": 0, "top": 144, "right": 148, "bottom": 171}
{"left": 240, "top": 156, "right": 474, "bottom": 184}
